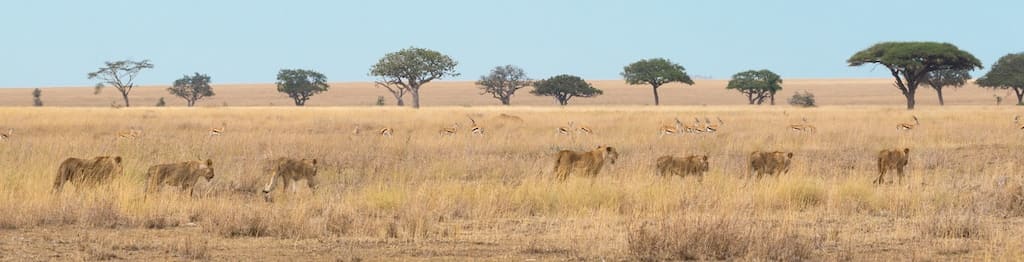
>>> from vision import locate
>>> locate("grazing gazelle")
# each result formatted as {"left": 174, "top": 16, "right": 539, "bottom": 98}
{"left": 468, "top": 116, "right": 484, "bottom": 136}
{"left": 351, "top": 125, "right": 362, "bottom": 135}
{"left": 659, "top": 118, "right": 683, "bottom": 137}
{"left": 209, "top": 122, "right": 226, "bottom": 136}
{"left": 1014, "top": 116, "right": 1024, "bottom": 130}
{"left": 896, "top": 116, "right": 919, "bottom": 131}
{"left": 557, "top": 121, "right": 574, "bottom": 136}
{"left": 788, "top": 117, "right": 816, "bottom": 133}
{"left": 439, "top": 122, "right": 460, "bottom": 137}
{"left": 0, "top": 128, "right": 12, "bottom": 141}
{"left": 379, "top": 127, "right": 394, "bottom": 137}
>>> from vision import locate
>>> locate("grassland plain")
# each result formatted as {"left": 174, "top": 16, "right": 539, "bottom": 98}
{"left": 1, "top": 105, "right": 1024, "bottom": 260}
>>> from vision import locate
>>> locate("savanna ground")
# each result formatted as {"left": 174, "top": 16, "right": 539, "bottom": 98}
{"left": 1, "top": 80, "right": 1024, "bottom": 261}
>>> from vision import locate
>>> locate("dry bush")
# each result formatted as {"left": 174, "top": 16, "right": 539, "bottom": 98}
{"left": 919, "top": 211, "right": 989, "bottom": 239}
{"left": 169, "top": 237, "right": 211, "bottom": 260}
{"left": 627, "top": 216, "right": 814, "bottom": 261}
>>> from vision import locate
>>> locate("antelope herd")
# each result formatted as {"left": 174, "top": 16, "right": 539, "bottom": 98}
{"left": 13, "top": 113, "right": 1024, "bottom": 201}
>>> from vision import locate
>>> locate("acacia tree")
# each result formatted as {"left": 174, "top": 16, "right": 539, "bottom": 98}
{"left": 88, "top": 59, "right": 154, "bottom": 107}
{"left": 848, "top": 42, "right": 982, "bottom": 109}
{"left": 726, "top": 69, "right": 783, "bottom": 105}
{"left": 477, "top": 65, "right": 531, "bottom": 105}
{"left": 977, "top": 53, "right": 1024, "bottom": 105}
{"left": 370, "top": 47, "right": 458, "bottom": 108}
{"left": 32, "top": 88, "right": 42, "bottom": 107}
{"left": 168, "top": 73, "right": 215, "bottom": 107}
{"left": 530, "top": 74, "right": 603, "bottom": 106}
{"left": 276, "top": 69, "right": 329, "bottom": 106}
{"left": 922, "top": 69, "right": 970, "bottom": 106}
{"left": 621, "top": 58, "right": 694, "bottom": 105}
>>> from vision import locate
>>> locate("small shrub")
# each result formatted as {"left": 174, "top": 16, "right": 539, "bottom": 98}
{"left": 788, "top": 91, "right": 816, "bottom": 107}
{"left": 375, "top": 96, "right": 386, "bottom": 106}
{"left": 920, "top": 212, "right": 988, "bottom": 239}
{"left": 155, "top": 97, "right": 166, "bottom": 107}
{"left": 627, "top": 217, "right": 813, "bottom": 261}
{"left": 32, "top": 88, "right": 43, "bottom": 107}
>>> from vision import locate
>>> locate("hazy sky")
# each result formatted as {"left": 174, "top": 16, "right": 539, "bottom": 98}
{"left": 1, "top": 0, "right": 1021, "bottom": 87}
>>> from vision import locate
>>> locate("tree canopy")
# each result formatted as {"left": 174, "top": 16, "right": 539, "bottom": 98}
{"left": 476, "top": 65, "right": 531, "bottom": 105}
{"left": 168, "top": 73, "right": 215, "bottom": 107}
{"left": 977, "top": 53, "right": 1024, "bottom": 105}
{"left": 621, "top": 58, "right": 694, "bottom": 105}
{"left": 370, "top": 47, "right": 458, "bottom": 108}
{"left": 88, "top": 59, "right": 154, "bottom": 107}
{"left": 531, "top": 74, "right": 603, "bottom": 106}
{"left": 276, "top": 69, "right": 329, "bottom": 106}
{"left": 726, "top": 69, "right": 783, "bottom": 105}
{"left": 848, "top": 42, "right": 982, "bottom": 109}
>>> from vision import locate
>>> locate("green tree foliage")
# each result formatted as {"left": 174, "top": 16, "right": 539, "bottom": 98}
{"left": 275, "top": 69, "right": 329, "bottom": 106}
{"left": 370, "top": 47, "right": 458, "bottom": 108}
{"left": 168, "top": 73, "right": 215, "bottom": 107}
{"left": 476, "top": 65, "right": 531, "bottom": 105}
{"left": 788, "top": 91, "right": 816, "bottom": 107}
{"left": 530, "top": 74, "right": 603, "bottom": 106}
{"left": 621, "top": 58, "right": 694, "bottom": 105}
{"left": 977, "top": 53, "right": 1024, "bottom": 105}
{"left": 726, "top": 70, "right": 783, "bottom": 105}
{"left": 848, "top": 42, "right": 982, "bottom": 109}
{"left": 32, "top": 88, "right": 42, "bottom": 107}
{"left": 88, "top": 59, "right": 154, "bottom": 107}
{"left": 922, "top": 69, "right": 970, "bottom": 106}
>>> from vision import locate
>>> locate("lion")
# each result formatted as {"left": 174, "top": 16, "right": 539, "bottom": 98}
{"left": 655, "top": 155, "right": 709, "bottom": 180}
{"left": 748, "top": 151, "right": 794, "bottom": 178}
{"left": 52, "top": 156, "right": 124, "bottom": 193}
{"left": 144, "top": 159, "right": 215, "bottom": 197}
{"left": 552, "top": 145, "right": 619, "bottom": 181}
{"left": 261, "top": 158, "right": 319, "bottom": 202}
{"left": 875, "top": 148, "right": 910, "bottom": 184}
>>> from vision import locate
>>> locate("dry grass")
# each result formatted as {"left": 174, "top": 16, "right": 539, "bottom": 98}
{"left": 1, "top": 105, "right": 1024, "bottom": 260}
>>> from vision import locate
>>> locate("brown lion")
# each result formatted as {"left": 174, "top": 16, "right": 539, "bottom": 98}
{"left": 552, "top": 146, "right": 619, "bottom": 181}
{"left": 262, "top": 158, "right": 319, "bottom": 202}
{"left": 655, "top": 155, "right": 709, "bottom": 179}
{"left": 875, "top": 148, "right": 910, "bottom": 184}
{"left": 52, "top": 156, "right": 124, "bottom": 193}
{"left": 749, "top": 151, "right": 794, "bottom": 178}
{"left": 144, "top": 159, "right": 215, "bottom": 197}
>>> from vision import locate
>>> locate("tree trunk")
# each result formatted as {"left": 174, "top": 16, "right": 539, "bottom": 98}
{"left": 1014, "top": 87, "right": 1024, "bottom": 105}
{"left": 935, "top": 87, "right": 945, "bottom": 106}
{"left": 187, "top": 100, "right": 194, "bottom": 107}
{"left": 904, "top": 90, "right": 916, "bottom": 110}
{"left": 746, "top": 93, "right": 755, "bottom": 104}
{"left": 121, "top": 92, "right": 131, "bottom": 107}
{"left": 651, "top": 85, "right": 661, "bottom": 106}
{"left": 500, "top": 97, "right": 510, "bottom": 105}
{"left": 769, "top": 92, "right": 776, "bottom": 105}
{"left": 396, "top": 98, "right": 405, "bottom": 106}
{"left": 411, "top": 88, "right": 421, "bottom": 109}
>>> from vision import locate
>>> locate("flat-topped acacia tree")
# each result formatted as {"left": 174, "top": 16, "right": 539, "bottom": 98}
{"left": 848, "top": 42, "right": 981, "bottom": 110}
{"left": 621, "top": 58, "right": 694, "bottom": 106}
{"left": 370, "top": 47, "right": 458, "bottom": 108}
{"left": 977, "top": 53, "right": 1024, "bottom": 105}
{"left": 88, "top": 59, "right": 154, "bottom": 107}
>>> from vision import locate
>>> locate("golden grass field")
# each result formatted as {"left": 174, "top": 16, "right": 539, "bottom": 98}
{"left": 1, "top": 80, "right": 1024, "bottom": 260}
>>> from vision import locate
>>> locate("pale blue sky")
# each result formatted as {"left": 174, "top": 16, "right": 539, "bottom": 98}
{"left": 1, "top": 0, "right": 1021, "bottom": 87}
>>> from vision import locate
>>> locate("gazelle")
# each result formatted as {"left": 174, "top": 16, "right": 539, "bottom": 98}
{"left": 704, "top": 117, "right": 724, "bottom": 133}
{"left": 684, "top": 118, "right": 705, "bottom": 134}
{"left": 788, "top": 118, "right": 816, "bottom": 133}
{"left": 577, "top": 124, "right": 594, "bottom": 135}
{"left": 352, "top": 125, "right": 362, "bottom": 135}
{"left": 557, "top": 121, "right": 574, "bottom": 136}
{"left": 1014, "top": 116, "right": 1024, "bottom": 130}
{"left": 659, "top": 118, "right": 683, "bottom": 137}
{"left": 117, "top": 127, "right": 142, "bottom": 139}
{"left": 896, "top": 116, "right": 919, "bottom": 131}
{"left": 468, "top": 116, "right": 484, "bottom": 136}
{"left": 209, "top": 122, "right": 226, "bottom": 136}
{"left": 439, "top": 122, "right": 460, "bottom": 136}
{"left": 379, "top": 127, "right": 394, "bottom": 137}
{"left": 0, "top": 128, "right": 12, "bottom": 141}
